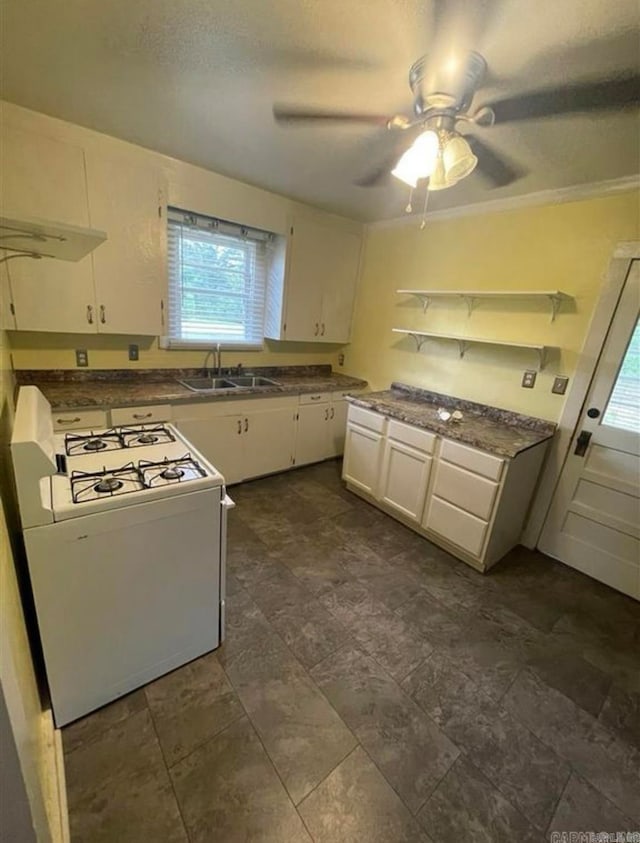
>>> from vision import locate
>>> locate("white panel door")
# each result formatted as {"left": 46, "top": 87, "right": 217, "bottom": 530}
{"left": 539, "top": 260, "right": 640, "bottom": 599}
{"left": 379, "top": 438, "right": 432, "bottom": 522}
{"left": 342, "top": 423, "right": 383, "bottom": 496}
{"left": 1, "top": 124, "right": 98, "bottom": 333}
{"left": 295, "top": 402, "right": 331, "bottom": 466}
{"left": 243, "top": 406, "right": 296, "bottom": 478}
{"left": 176, "top": 415, "right": 245, "bottom": 485}
{"left": 86, "top": 151, "right": 166, "bottom": 335}
{"left": 283, "top": 218, "right": 327, "bottom": 341}
{"left": 320, "top": 227, "right": 361, "bottom": 343}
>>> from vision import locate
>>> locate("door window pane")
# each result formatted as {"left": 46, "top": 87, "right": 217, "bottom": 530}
{"left": 602, "top": 319, "right": 640, "bottom": 433}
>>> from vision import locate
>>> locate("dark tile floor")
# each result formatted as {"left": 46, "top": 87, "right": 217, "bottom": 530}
{"left": 63, "top": 459, "right": 640, "bottom": 842}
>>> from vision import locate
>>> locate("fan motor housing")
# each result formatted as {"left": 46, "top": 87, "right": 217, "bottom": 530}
{"left": 410, "top": 51, "right": 487, "bottom": 116}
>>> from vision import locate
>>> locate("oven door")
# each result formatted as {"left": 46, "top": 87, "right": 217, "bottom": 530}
{"left": 219, "top": 491, "right": 235, "bottom": 643}
{"left": 24, "top": 486, "right": 223, "bottom": 727}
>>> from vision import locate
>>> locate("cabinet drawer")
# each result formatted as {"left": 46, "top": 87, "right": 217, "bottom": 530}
{"left": 347, "top": 405, "right": 386, "bottom": 433}
{"left": 432, "top": 460, "right": 499, "bottom": 521}
{"left": 111, "top": 404, "right": 173, "bottom": 425}
{"left": 425, "top": 496, "right": 488, "bottom": 558}
{"left": 52, "top": 409, "right": 107, "bottom": 431}
{"left": 299, "top": 392, "right": 330, "bottom": 405}
{"left": 387, "top": 419, "right": 435, "bottom": 454}
{"left": 440, "top": 439, "right": 504, "bottom": 481}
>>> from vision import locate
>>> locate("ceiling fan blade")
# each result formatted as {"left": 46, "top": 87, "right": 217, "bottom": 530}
{"left": 467, "top": 134, "right": 526, "bottom": 188}
{"left": 485, "top": 74, "right": 640, "bottom": 123}
{"left": 273, "top": 106, "right": 397, "bottom": 127}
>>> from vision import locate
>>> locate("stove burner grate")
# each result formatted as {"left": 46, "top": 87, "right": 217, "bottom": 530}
{"left": 71, "top": 463, "right": 145, "bottom": 503}
{"left": 120, "top": 424, "right": 176, "bottom": 448}
{"left": 140, "top": 454, "right": 206, "bottom": 487}
{"left": 65, "top": 428, "right": 123, "bottom": 456}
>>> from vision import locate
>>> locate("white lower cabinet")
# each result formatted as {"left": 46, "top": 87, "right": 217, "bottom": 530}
{"left": 378, "top": 419, "right": 436, "bottom": 522}
{"left": 296, "top": 400, "right": 332, "bottom": 466}
{"left": 174, "top": 397, "right": 297, "bottom": 485}
{"left": 343, "top": 403, "right": 548, "bottom": 571}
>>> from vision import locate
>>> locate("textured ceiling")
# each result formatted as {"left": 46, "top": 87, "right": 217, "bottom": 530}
{"left": 1, "top": 0, "right": 639, "bottom": 221}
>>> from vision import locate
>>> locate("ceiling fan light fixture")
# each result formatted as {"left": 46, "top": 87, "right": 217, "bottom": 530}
{"left": 442, "top": 134, "right": 478, "bottom": 182}
{"left": 391, "top": 129, "right": 439, "bottom": 188}
{"left": 428, "top": 154, "right": 461, "bottom": 191}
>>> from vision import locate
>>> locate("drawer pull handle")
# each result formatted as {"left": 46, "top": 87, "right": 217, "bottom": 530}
{"left": 133, "top": 412, "right": 153, "bottom": 420}
{"left": 57, "top": 417, "right": 81, "bottom": 424}
{"left": 309, "top": 395, "right": 322, "bottom": 401}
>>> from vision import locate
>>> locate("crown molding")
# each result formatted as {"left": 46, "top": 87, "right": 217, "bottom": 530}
{"left": 367, "top": 174, "right": 640, "bottom": 230}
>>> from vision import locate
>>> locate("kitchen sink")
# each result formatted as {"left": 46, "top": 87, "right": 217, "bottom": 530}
{"left": 227, "top": 376, "right": 280, "bottom": 388}
{"left": 178, "top": 377, "right": 238, "bottom": 392}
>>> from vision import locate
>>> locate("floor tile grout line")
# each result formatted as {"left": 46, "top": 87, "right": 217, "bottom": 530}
{"left": 144, "top": 692, "right": 194, "bottom": 843}
{"left": 543, "top": 762, "right": 573, "bottom": 838}
{"left": 295, "top": 742, "right": 363, "bottom": 811}
{"left": 61, "top": 693, "right": 150, "bottom": 759}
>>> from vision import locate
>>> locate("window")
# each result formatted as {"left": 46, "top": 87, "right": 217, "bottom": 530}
{"left": 164, "top": 208, "right": 272, "bottom": 349}
{"left": 602, "top": 318, "right": 640, "bottom": 434}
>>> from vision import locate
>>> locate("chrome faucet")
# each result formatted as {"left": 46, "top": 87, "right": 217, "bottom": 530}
{"left": 202, "top": 343, "right": 222, "bottom": 377}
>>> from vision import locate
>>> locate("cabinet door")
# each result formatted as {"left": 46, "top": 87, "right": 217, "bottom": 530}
{"left": 87, "top": 151, "right": 166, "bottom": 336}
{"left": 296, "top": 402, "right": 332, "bottom": 466}
{"left": 282, "top": 218, "right": 325, "bottom": 341}
{"left": 175, "top": 415, "right": 245, "bottom": 485}
{"left": 319, "top": 228, "right": 361, "bottom": 343}
{"left": 379, "top": 439, "right": 432, "bottom": 522}
{"left": 342, "top": 423, "right": 383, "bottom": 496}
{"left": 243, "top": 406, "right": 296, "bottom": 479}
{"left": 328, "top": 398, "right": 348, "bottom": 458}
{"left": 1, "top": 124, "right": 97, "bottom": 333}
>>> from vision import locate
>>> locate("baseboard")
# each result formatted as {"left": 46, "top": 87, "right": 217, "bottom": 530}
{"left": 40, "top": 709, "right": 70, "bottom": 843}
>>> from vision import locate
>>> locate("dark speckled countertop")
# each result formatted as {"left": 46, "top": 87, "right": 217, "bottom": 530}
{"left": 349, "top": 382, "right": 555, "bottom": 459}
{"left": 15, "top": 366, "right": 368, "bottom": 411}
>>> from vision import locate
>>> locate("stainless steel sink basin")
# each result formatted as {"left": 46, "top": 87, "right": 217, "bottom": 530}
{"left": 228, "top": 376, "right": 280, "bottom": 387}
{"left": 178, "top": 377, "right": 238, "bottom": 392}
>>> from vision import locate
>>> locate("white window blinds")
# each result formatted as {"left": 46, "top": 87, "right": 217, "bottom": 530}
{"left": 165, "top": 208, "right": 272, "bottom": 349}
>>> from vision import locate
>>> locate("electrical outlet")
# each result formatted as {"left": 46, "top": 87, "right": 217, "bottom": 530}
{"left": 128, "top": 344, "right": 139, "bottom": 361}
{"left": 76, "top": 349, "right": 88, "bottom": 367}
{"left": 521, "top": 370, "right": 536, "bottom": 389}
{"left": 338, "top": 353, "right": 345, "bottom": 367}
{"left": 552, "top": 375, "right": 569, "bottom": 395}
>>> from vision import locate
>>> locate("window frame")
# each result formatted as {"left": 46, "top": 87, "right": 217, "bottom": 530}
{"left": 161, "top": 208, "right": 272, "bottom": 351}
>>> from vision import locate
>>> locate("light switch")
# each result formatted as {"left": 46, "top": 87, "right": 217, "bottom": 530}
{"left": 552, "top": 376, "right": 569, "bottom": 395}
{"left": 521, "top": 370, "right": 536, "bottom": 389}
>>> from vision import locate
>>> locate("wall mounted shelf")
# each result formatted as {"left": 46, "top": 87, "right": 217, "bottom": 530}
{"left": 396, "top": 289, "right": 573, "bottom": 321}
{"left": 392, "top": 328, "right": 554, "bottom": 370}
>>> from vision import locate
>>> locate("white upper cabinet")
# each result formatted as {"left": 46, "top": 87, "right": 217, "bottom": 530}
{"left": 1, "top": 125, "right": 97, "bottom": 333}
{"left": 86, "top": 151, "right": 167, "bottom": 336}
{"left": 265, "top": 214, "right": 362, "bottom": 344}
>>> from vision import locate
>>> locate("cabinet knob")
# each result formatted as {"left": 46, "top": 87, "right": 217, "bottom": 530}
{"left": 86, "top": 305, "right": 94, "bottom": 324}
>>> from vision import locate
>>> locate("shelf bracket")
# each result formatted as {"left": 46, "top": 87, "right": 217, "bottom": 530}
{"left": 416, "top": 294, "right": 431, "bottom": 313}
{"left": 408, "top": 332, "right": 429, "bottom": 351}
{"left": 548, "top": 295, "right": 562, "bottom": 322}
{"left": 461, "top": 295, "right": 477, "bottom": 317}
{"left": 457, "top": 339, "right": 471, "bottom": 359}
{"left": 0, "top": 250, "right": 44, "bottom": 265}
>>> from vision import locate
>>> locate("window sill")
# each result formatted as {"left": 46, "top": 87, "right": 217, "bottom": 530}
{"left": 159, "top": 337, "right": 264, "bottom": 352}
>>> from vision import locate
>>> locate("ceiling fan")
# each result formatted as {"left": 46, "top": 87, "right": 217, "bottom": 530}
{"left": 273, "top": 49, "right": 640, "bottom": 193}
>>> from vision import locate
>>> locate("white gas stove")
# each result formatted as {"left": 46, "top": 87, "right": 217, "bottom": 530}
{"left": 11, "top": 386, "right": 233, "bottom": 727}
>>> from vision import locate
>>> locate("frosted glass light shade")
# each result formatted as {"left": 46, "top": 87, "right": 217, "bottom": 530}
{"left": 391, "top": 130, "right": 439, "bottom": 188}
{"left": 443, "top": 134, "right": 478, "bottom": 182}
{"left": 428, "top": 155, "right": 460, "bottom": 191}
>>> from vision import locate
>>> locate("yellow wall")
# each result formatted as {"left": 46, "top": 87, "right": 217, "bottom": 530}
{"left": 0, "top": 328, "right": 59, "bottom": 841}
{"left": 343, "top": 191, "right": 640, "bottom": 421}
{"left": 9, "top": 333, "right": 344, "bottom": 372}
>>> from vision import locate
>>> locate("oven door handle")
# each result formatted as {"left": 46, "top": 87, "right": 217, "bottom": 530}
{"left": 218, "top": 492, "right": 235, "bottom": 643}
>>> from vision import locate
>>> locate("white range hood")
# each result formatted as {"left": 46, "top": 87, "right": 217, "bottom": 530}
{"left": 0, "top": 214, "right": 106, "bottom": 262}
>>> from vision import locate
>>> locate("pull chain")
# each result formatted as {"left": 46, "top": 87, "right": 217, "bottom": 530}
{"left": 419, "top": 186, "right": 431, "bottom": 230}
{"left": 405, "top": 187, "right": 414, "bottom": 214}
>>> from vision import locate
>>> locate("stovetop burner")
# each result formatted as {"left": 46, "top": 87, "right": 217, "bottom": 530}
{"left": 65, "top": 424, "right": 176, "bottom": 456}
{"left": 140, "top": 454, "right": 206, "bottom": 487}
{"left": 69, "top": 454, "right": 207, "bottom": 503}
